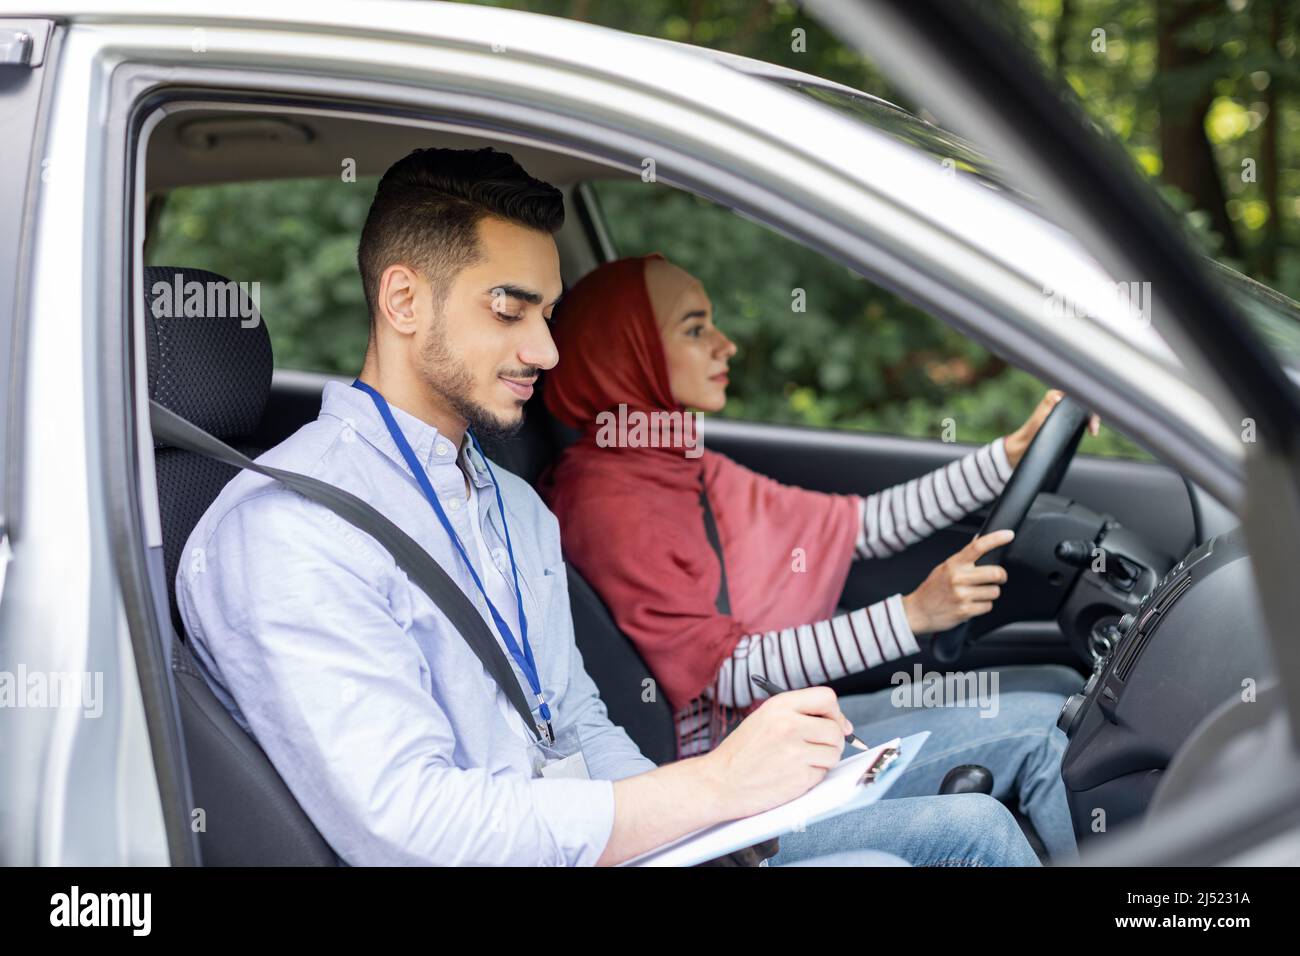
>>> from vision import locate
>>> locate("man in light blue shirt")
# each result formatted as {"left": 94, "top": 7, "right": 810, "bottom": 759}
{"left": 177, "top": 146, "right": 1038, "bottom": 867}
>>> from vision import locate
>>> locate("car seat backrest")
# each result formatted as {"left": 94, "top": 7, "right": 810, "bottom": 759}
{"left": 566, "top": 565, "right": 678, "bottom": 764}
{"left": 145, "top": 265, "right": 273, "bottom": 635}
{"left": 170, "top": 633, "right": 339, "bottom": 865}
{"left": 146, "top": 265, "right": 338, "bottom": 865}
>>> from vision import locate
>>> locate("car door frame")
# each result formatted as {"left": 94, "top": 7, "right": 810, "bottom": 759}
{"left": 57, "top": 6, "right": 1251, "bottom": 863}
{"left": 808, "top": 0, "right": 1300, "bottom": 866}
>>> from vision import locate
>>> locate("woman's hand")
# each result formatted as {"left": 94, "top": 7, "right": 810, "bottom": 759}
{"left": 902, "top": 530, "right": 1014, "bottom": 634}
{"left": 1004, "top": 389, "right": 1101, "bottom": 469}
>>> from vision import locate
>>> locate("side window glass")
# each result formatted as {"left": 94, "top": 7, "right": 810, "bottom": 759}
{"left": 586, "top": 179, "right": 1144, "bottom": 459}
{"left": 145, "top": 176, "right": 378, "bottom": 375}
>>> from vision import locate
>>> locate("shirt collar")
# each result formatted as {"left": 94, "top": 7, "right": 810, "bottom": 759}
{"left": 321, "top": 380, "right": 494, "bottom": 490}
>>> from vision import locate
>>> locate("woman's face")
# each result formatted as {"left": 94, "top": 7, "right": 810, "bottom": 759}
{"left": 650, "top": 262, "right": 737, "bottom": 413}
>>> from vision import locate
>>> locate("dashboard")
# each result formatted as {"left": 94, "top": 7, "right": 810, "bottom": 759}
{"left": 1055, "top": 525, "right": 1276, "bottom": 837}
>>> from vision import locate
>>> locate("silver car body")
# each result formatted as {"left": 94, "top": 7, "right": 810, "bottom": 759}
{"left": 0, "top": 0, "right": 1276, "bottom": 865}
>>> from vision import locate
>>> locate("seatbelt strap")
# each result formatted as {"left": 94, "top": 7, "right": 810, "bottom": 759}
{"left": 151, "top": 399, "right": 544, "bottom": 742}
{"left": 699, "top": 487, "right": 731, "bottom": 615}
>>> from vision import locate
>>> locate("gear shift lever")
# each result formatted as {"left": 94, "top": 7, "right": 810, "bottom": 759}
{"left": 938, "top": 764, "right": 994, "bottom": 795}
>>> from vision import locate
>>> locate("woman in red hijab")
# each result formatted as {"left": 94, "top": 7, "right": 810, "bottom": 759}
{"left": 539, "top": 254, "right": 1091, "bottom": 860}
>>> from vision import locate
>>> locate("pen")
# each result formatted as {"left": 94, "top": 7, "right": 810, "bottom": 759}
{"left": 750, "top": 674, "right": 868, "bottom": 751}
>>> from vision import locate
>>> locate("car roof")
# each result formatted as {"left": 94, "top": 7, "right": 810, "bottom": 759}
{"left": 144, "top": 111, "right": 620, "bottom": 191}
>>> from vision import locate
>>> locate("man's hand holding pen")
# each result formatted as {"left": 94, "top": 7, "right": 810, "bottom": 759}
{"left": 699, "top": 685, "right": 854, "bottom": 820}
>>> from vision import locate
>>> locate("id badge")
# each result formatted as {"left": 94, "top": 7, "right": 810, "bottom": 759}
{"left": 531, "top": 722, "right": 590, "bottom": 780}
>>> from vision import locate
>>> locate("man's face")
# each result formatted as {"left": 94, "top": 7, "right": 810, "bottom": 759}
{"left": 411, "top": 216, "right": 562, "bottom": 440}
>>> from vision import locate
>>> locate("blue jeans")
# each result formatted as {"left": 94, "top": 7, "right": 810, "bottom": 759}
{"left": 772, "top": 664, "right": 1083, "bottom": 867}
{"left": 773, "top": 792, "right": 1039, "bottom": 866}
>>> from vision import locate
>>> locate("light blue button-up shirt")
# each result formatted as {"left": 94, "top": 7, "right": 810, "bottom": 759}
{"left": 177, "top": 380, "right": 655, "bottom": 866}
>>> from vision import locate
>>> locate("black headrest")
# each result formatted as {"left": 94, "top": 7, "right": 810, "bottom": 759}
{"left": 144, "top": 265, "right": 273, "bottom": 441}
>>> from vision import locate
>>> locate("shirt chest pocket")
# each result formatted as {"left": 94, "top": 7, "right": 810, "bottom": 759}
{"left": 517, "top": 561, "right": 559, "bottom": 619}
{"left": 516, "top": 561, "right": 571, "bottom": 704}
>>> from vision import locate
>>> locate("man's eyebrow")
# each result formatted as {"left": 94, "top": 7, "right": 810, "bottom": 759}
{"left": 487, "top": 284, "right": 565, "bottom": 307}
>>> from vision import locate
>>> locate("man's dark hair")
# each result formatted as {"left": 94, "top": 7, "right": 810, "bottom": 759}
{"left": 357, "top": 147, "right": 565, "bottom": 325}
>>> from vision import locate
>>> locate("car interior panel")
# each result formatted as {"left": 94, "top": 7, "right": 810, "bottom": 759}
{"left": 137, "top": 99, "right": 1273, "bottom": 864}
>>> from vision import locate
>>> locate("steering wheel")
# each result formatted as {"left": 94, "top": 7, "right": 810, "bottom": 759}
{"left": 929, "top": 395, "right": 1092, "bottom": 664}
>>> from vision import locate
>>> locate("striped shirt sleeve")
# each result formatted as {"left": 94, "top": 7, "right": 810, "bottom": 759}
{"left": 710, "top": 593, "right": 919, "bottom": 709}
{"left": 855, "top": 436, "right": 1013, "bottom": 560}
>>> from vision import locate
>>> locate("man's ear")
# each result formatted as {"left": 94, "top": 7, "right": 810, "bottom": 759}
{"left": 378, "top": 264, "right": 421, "bottom": 335}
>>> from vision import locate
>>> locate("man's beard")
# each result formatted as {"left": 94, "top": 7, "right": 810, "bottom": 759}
{"left": 418, "top": 324, "right": 529, "bottom": 444}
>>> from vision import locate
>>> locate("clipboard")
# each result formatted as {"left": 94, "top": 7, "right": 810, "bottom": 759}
{"left": 624, "top": 731, "right": 929, "bottom": 867}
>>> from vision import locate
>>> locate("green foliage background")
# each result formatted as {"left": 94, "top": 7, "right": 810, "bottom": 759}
{"left": 149, "top": 0, "right": 1300, "bottom": 461}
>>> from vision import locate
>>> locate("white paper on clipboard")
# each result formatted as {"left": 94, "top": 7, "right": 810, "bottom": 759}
{"left": 625, "top": 730, "right": 929, "bottom": 867}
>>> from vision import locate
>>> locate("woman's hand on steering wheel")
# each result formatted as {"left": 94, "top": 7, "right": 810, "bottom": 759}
{"left": 901, "top": 529, "right": 1016, "bottom": 635}
{"left": 1005, "top": 389, "right": 1101, "bottom": 468}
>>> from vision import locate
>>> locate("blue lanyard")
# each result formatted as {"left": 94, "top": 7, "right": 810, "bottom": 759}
{"left": 351, "top": 380, "right": 553, "bottom": 736}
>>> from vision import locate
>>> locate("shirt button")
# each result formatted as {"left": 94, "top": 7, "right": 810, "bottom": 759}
{"left": 492, "top": 548, "right": 508, "bottom": 570}
{"left": 446, "top": 496, "right": 461, "bottom": 512}
{"left": 435, "top": 442, "right": 450, "bottom": 457}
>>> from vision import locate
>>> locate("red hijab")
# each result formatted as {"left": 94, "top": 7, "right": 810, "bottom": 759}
{"left": 539, "top": 254, "right": 859, "bottom": 713}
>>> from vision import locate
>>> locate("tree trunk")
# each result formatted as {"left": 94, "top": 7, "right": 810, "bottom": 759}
{"left": 1259, "top": 0, "right": 1282, "bottom": 277}
{"left": 1054, "top": 0, "right": 1073, "bottom": 73}
{"left": 1157, "top": 0, "right": 1242, "bottom": 258}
